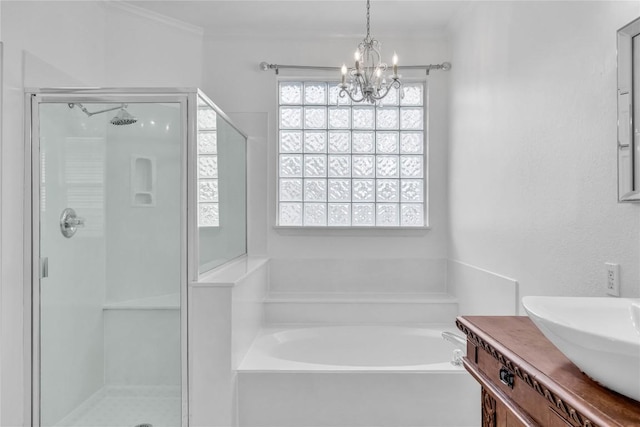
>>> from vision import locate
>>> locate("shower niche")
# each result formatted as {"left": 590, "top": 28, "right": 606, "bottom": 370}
{"left": 25, "top": 89, "right": 247, "bottom": 427}
{"left": 131, "top": 156, "right": 156, "bottom": 206}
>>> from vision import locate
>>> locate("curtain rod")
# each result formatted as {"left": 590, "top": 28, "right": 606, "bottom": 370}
{"left": 259, "top": 61, "right": 451, "bottom": 75}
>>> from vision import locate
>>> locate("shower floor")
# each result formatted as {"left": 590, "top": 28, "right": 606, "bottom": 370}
{"left": 55, "top": 386, "right": 181, "bottom": 427}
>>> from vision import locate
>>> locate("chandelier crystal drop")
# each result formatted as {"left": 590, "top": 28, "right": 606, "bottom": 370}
{"left": 339, "top": 0, "right": 401, "bottom": 104}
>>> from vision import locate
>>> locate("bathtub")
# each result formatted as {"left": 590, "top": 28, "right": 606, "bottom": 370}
{"left": 239, "top": 325, "right": 463, "bottom": 371}
{"left": 236, "top": 326, "right": 480, "bottom": 427}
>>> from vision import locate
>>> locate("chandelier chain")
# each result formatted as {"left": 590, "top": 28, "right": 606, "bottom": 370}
{"left": 366, "top": 0, "right": 370, "bottom": 40}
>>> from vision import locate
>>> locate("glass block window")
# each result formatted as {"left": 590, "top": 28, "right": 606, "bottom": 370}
{"left": 277, "top": 81, "right": 426, "bottom": 227}
{"left": 197, "top": 97, "right": 219, "bottom": 227}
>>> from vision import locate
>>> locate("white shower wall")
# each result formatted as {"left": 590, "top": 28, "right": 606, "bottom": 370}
{"left": 102, "top": 102, "right": 183, "bottom": 391}
{"left": 105, "top": 103, "right": 182, "bottom": 304}
{"left": 104, "top": 309, "right": 181, "bottom": 386}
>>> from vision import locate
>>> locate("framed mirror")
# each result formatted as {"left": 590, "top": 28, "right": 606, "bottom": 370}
{"left": 617, "top": 17, "right": 640, "bottom": 202}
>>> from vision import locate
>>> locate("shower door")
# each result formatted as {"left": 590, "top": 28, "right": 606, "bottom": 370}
{"left": 30, "top": 94, "right": 188, "bottom": 427}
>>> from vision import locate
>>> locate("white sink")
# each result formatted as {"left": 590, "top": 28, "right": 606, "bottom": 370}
{"left": 522, "top": 296, "right": 640, "bottom": 402}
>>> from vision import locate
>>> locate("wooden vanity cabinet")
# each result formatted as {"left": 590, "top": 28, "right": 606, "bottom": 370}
{"left": 456, "top": 316, "right": 640, "bottom": 427}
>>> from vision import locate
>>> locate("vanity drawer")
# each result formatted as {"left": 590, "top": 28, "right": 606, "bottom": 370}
{"left": 476, "top": 346, "right": 548, "bottom": 425}
{"left": 475, "top": 346, "right": 581, "bottom": 427}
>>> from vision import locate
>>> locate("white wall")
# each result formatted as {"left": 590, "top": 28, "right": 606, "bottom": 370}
{"left": 103, "top": 2, "right": 203, "bottom": 87}
{"left": 448, "top": 1, "right": 640, "bottom": 305}
{"left": 0, "top": 2, "right": 203, "bottom": 424}
{"left": 202, "top": 33, "right": 451, "bottom": 260}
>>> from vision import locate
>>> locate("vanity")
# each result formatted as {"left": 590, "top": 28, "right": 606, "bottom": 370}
{"left": 456, "top": 316, "right": 640, "bottom": 426}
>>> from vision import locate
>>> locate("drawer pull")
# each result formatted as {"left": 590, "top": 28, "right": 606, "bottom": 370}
{"left": 499, "top": 366, "right": 514, "bottom": 388}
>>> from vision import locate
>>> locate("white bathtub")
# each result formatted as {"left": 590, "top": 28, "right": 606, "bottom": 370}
{"left": 239, "top": 325, "right": 463, "bottom": 371}
{"left": 236, "top": 326, "right": 480, "bottom": 427}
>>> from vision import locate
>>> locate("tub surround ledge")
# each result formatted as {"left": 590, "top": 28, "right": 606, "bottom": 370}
{"left": 192, "top": 256, "right": 269, "bottom": 288}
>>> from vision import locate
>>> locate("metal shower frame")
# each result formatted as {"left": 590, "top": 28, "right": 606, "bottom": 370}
{"left": 23, "top": 87, "right": 247, "bottom": 427}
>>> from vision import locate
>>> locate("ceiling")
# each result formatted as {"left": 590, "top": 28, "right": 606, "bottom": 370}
{"left": 124, "top": 1, "right": 471, "bottom": 38}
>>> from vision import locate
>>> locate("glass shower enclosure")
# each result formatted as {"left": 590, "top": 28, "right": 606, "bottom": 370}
{"left": 25, "top": 88, "right": 247, "bottom": 427}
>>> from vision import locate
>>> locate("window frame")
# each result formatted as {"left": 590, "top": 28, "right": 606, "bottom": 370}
{"left": 275, "top": 77, "right": 430, "bottom": 229}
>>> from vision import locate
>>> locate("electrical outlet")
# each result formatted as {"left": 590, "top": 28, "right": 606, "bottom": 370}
{"left": 605, "top": 262, "right": 620, "bottom": 297}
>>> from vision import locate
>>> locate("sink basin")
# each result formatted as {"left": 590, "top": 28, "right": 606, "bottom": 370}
{"left": 522, "top": 296, "right": 640, "bottom": 402}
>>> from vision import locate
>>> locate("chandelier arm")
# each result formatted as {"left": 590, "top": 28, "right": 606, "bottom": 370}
{"left": 367, "top": 78, "right": 402, "bottom": 101}
{"left": 339, "top": 87, "right": 366, "bottom": 104}
{"left": 339, "top": 77, "right": 401, "bottom": 104}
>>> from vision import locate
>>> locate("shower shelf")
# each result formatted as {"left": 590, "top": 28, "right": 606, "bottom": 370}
{"left": 103, "top": 293, "right": 180, "bottom": 310}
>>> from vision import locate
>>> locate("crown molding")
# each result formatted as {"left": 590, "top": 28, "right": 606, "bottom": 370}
{"left": 103, "top": 0, "right": 205, "bottom": 37}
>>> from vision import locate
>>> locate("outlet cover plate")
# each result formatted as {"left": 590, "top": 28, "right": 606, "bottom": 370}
{"left": 605, "top": 262, "right": 620, "bottom": 297}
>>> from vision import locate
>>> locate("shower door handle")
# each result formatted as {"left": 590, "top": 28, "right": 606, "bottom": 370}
{"left": 60, "top": 208, "right": 85, "bottom": 238}
{"left": 41, "top": 257, "right": 49, "bottom": 278}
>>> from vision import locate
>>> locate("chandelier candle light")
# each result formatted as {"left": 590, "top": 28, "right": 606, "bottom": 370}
{"left": 339, "top": 0, "right": 401, "bottom": 104}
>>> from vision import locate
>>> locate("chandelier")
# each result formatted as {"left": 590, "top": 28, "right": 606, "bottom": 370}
{"left": 339, "top": 0, "right": 401, "bottom": 104}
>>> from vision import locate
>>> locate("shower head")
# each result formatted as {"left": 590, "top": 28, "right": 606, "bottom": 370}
{"left": 110, "top": 108, "right": 137, "bottom": 126}
{"left": 68, "top": 102, "right": 137, "bottom": 126}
